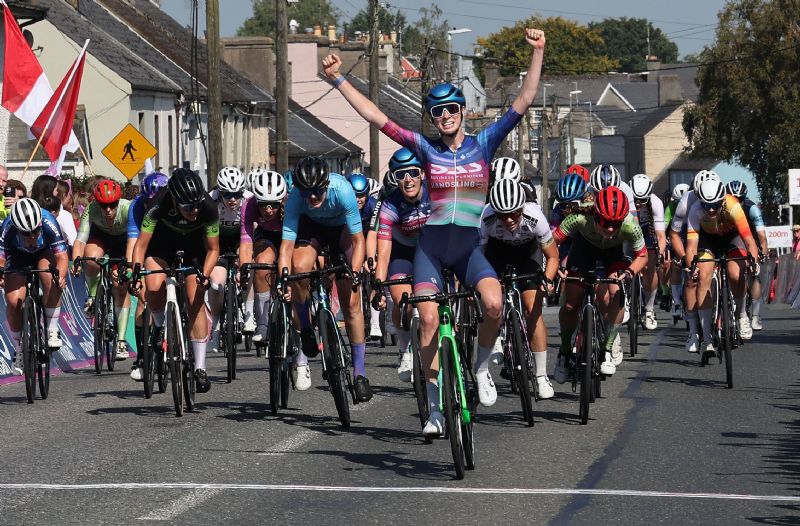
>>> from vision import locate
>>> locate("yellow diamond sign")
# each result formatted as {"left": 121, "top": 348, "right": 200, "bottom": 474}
{"left": 102, "top": 124, "right": 158, "bottom": 180}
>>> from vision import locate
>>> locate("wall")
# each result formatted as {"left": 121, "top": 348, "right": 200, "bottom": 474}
{"left": 130, "top": 93, "right": 179, "bottom": 175}
{"left": 642, "top": 105, "right": 689, "bottom": 181}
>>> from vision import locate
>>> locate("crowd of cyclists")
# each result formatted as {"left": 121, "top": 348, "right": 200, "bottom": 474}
{"left": 0, "top": 27, "right": 771, "bottom": 444}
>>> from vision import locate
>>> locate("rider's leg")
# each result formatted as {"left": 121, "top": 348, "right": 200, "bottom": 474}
{"left": 290, "top": 244, "right": 318, "bottom": 365}
{"left": 728, "top": 259, "right": 747, "bottom": 317}
{"left": 144, "top": 257, "right": 167, "bottom": 328}
{"left": 751, "top": 268, "right": 763, "bottom": 321}
{"left": 598, "top": 281, "right": 624, "bottom": 348}
{"left": 253, "top": 243, "right": 277, "bottom": 336}
{"left": 390, "top": 283, "right": 413, "bottom": 353}
{"left": 208, "top": 265, "right": 227, "bottom": 333}
{"left": 523, "top": 288, "right": 548, "bottom": 377}
{"left": 38, "top": 252, "right": 63, "bottom": 339}
{"left": 643, "top": 251, "right": 659, "bottom": 314}
{"left": 558, "top": 282, "right": 584, "bottom": 355}
{"left": 696, "top": 255, "right": 715, "bottom": 345}
{"left": 82, "top": 242, "right": 104, "bottom": 298}
{"left": 185, "top": 274, "right": 209, "bottom": 372}
{"left": 113, "top": 280, "right": 131, "bottom": 355}
{"left": 473, "top": 276, "right": 503, "bottom": 374}
{"left": 4, "top": 272, "right": 27, "bottom": 371}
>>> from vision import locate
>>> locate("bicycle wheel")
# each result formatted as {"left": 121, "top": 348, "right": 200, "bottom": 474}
{"left": 141, "top": 314, "right": 155, "bottom": 399}
{"left": 37, "top": 349, "right": 51, "bottom": 399}
{"left": 579, "top": 311, "right": 593, "bottom": 425}
{"left": 721, "top": 281, "right": 733, "bottom": 389}
{"left": 21, "top": 297, "right": 38, "bottom": 404}
{"left": 410, "top": 320, "right": 429, "bottom": 429}
{"left": 510, "top": 310, "right": 534, "bottom": 427}
{"left": 457, "top": 347, "right": 476, "bottom": 471}
{"left": 225, "top": 283, "right": 237, "bottom": 383}
{"left": 441, "top": 337, "right": 466, "bottom": 479}
{"left": 319, "top": 309, "right": 351, "bottom": 427}
{"left": 183, "top": 358, "right": 195, "bottom": 411}
{"left": 105, "top": 288, "right": 117, "bottom": 372}
{"left": 628, "top": 276, "right": 640, "bottom": 357}
{"left": 166, "top": 304, "right": 184, "bottom": 417}
{"left": 268, "top": 301, "right": 290, "bottom": 414}
{"left": 93, "top": 283, "right": 105, "bottom": 374}
{"left": 378, "top": 308, "right": 387, "bottom": 348}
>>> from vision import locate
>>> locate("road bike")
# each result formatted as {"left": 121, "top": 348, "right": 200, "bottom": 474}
{"left": 218, "top": 253, "right": 248, "bottom": 383}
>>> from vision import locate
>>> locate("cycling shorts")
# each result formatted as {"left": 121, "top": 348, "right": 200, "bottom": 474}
{"left": 295, "top": 215, "right": 353, "bottom": 260}
{"left": 87, "top": 225, "right": 127, "bottom": 259}
{"left": 218, "top": 233, "right": 240, "bottom": 257}
{"left": 413, "top": 224, "right": 496, "bottom": 295}
{"left": 4, "top": 248, "right": 54, "bottom": 271}
{"left": 697, "top": 231, "right": 746, "bottom": 258}
{"left": 485, "top": 246, "right": 543, "bottom": 293}
{"left": 566, "top": 233, "right": 628, "bottom": 277}
{"left": 388, "top": 242, "right": 415, "bottom": 280}
{"left": 145, "top": 224, "right": 207, "bottom": 267}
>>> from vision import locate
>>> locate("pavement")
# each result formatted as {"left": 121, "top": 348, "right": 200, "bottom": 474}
{"left": 1, "top": 304, "right": 799, "bottom": 525}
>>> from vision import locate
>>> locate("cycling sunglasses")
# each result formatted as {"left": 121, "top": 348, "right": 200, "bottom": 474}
{"left": 595, "top": 214, "right": 623, "bottom": 230}
{"left": 300, "top": 184, "right": 328, "bottom": 198}
{"left": 496, "top": 210, "right": 523, "bottom": 221}
{"left": 429, "top": 103, "right": 462, "bottom": 119}
{"left": 20, "top": 227, "right": 42, "bottom": 238}
{"left": 221, "top": 191, "right": 243, "bottom": 200}
{"left": 178, "top": 201, "right": 202, "bottom": 212}
{"left": 393, "top": 167, "right": 422, "bottom": 181}
{"left": 98, "top": 201, "right": 119, "bottom": 210}
{"left": 257, "top": 201, "right": 281, "bottom": 212}
{"left": 701, "top": 200, "right": 723, "bottom": 213}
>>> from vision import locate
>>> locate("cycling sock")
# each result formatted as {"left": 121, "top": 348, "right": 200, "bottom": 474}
{"left": 533, "top": 350, "right": 547, "bottom": 377}
{"left": 605, "top": 324, "right": 621, "bottom": 351}
{"left": 86, "top": 273, "right": 100, "bottom": 297}
{"left": 752, "top": 298, "right": 762, "bottom": 317}
{"left": 115, "top": 306, "right": 129, "bottom": 342}
{"left": 671, "top": 285, "right": 683, "bottom": 304}
{"left": 474, "top": 344, "right": 492, "bottom": 374}
{"left": 698, "top": 309, "right": 713, "bottom": 341}
{"left": 244, "top": 298, "right": 255, "bottom": 322}
{"left": 369, "top": 305, "right": 381, "bottom": 330}
{"left": 736, "top": 295, "right": 747, "bottom": 316}
{"left": 9, "top": 330, "right": 21, "bottom": 355}
{"left": 294, "top": 299, "right": 312, "bottom": 329}
{"left": 687, "top": 310, "right": 699, "bottom": 337}
{"left": 45, "top": 307, "right": 61, "bottom": 331}
{"left": 295, "top": 348, "right": 308, "bottom": 366}
{"left": 256, "top": 291, "right": 271, "bottom": 325}
{"left": 134, "top": 325, "right": 143, "bottom": 354}
{"left": 208, "top": 281, "right": 224, "bottom": 331}
{"left": 152, "top": 310, "right": 165, "bottom": 328}
{"left": 397, "top": 328, "right": 411, "bottom": 353}
{"left": 644, "top": 289, "right": 657, "bottom": 312}
{"left": 351, "top": 342, "right": 366, "bottom": 377}
{"left": 192, "top": 339, "right": 207, "bottom": 370}
{"left": 426, "top": 381, "right": 440, "bottom": 415}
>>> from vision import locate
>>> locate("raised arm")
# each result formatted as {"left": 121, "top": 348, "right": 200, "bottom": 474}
{"left": 511, "top": 28, "right": 546, "bottom": 115}
{"left": 322, "top": 54, "right": 389, "bottom": 128}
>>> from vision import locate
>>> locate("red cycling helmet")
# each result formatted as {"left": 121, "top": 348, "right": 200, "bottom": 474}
{"left": 594, "top": 186, "right": 629, "bottom": 222}
{"left": 93, "top": 179, "right": 122, "bottom": 204}
{"left": 566, "top": 164, "right": 590, "bottom": 183}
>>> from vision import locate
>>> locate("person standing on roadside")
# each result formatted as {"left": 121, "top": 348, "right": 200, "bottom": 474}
{"left": 0, "top": 165, "right": 10, "bottom": 220}
{"left": 792, "top": 225, "right": 800, "bottom": 260}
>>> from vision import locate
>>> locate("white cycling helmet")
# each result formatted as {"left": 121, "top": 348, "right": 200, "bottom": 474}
{"left": 11, "top": 197, "right": 43, "bottom": 233}
{"left": 589, "top": 164, "right": 621, "bottom": 191}
{"left": 367, "top": 177, "right": 381, "bottom": 197}
{"left": 693, "top": 169, "right": 720, "bottom": 193}
{"left": 489, "top": 178, "right": 525, "bottom": 213}
{"left": 697, "top": 178, "right": 726, "bottom": 204}
{"left": 251, "top": 169, "right": 287, "bottom": 202}
{"left": 491, "top": 157, "right": 522, "bottom": 182}
{"left": 671, "top": 183, "right": 690, "bottom": 202}
{"left": 217, "top": 166, "right": 245, "bottom": 193}
{"left": 245, "top": 169, "right": 259, "bottom": 191}
{"left": 631, "top": 174, "right": 654, "bottom": 200}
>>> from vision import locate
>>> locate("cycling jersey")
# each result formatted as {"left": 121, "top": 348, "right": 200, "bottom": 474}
{"left": 141, "top": 193, "right": 219, "bottom": 237}
{"left": 377, "top": 186, "right": 432, "bottom": 247}
{"left": 360, "top": 196, "right": 377, "bottom": 234}
{"left": 282, "top": 173, "right": 362, "bottom": 242}
{"left": 209, "top": 189, "right": 252, "bottom": 241}
{"left": 635, "top": 194, "right": 665, "bottom": 232}
{"left": 669, "top": 190, "right": 698, "bottom": 233}
{"left": 554, "top": 213, "right": 646, "bottom": 253}
{"left": 479, "top": 202, "right": 553, "bottom": 253}
{"left": 686, "top": 194, "right": 752, "bottom": 241}
{"left": 741, "top": 197, "right": 766, "bottom": 234}
{"left": 240, "top": 196, "right": 282, "bottom": 243}
{"left": 76, "top": 199, "right": 132, "bottom": 244}
{"left": 0, "top": 210, "right": 67, "bottom": 265}
{"left": 664, "top": 200, "right": 678, "bottom": 228}
{"left": 126, "top": 194, "right": 148, "bottom": 239}
{"left": 381, "top": 107, "right": 523, "bottom": 227}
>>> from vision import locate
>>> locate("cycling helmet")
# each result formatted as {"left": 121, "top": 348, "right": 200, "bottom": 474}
{"left": 692, "top": 169, "right": 720, "bottom": 193}
{"left": 217, "top": 166, "right": 245, "bottom": 193}
{"left": 425, "top": 83, "right": 466, "bottom": 112}
{"left": 631, "top": 174, "right": 654, "bottom": 200}
{"left": 348, "top": 173, "right": 369, "bottom": 196}
{"left": 697, "top": 178, "right": 726, "bottom": 204}
{"left": 726, "top": 180, "right": 747, "bottom": 199}
{"left": 10, "top": 197, "right": 43, "bottom": 233}
{"left": 93, "top": 179, "right": 122, "bottom": 204}
{"left": 251, "top": 169, "right": 287, "bottom": 202}
{"left": 594, "top": 186, "right": 629, "bottom": 222}
{"left": 555, "top": 173, "right": 587, "bottom": 203}
{"left": 382, "top": 170, "right": 398, "bottom": 194}
{"left": 388, "top": 147, "right": 423, "bottom": 172}
{"left": 489, "top": 179, "right": 526, "bottom": 213}
{"left": 566, "top": 164, "right": 590, "bottom": 182}
{"left": 141, "top": 172, "right": 168, "bottom": 199}
{"left": 589, "top": 164, "right": 621, "bottom": 191}
{"left": 671, "top": 183, "right": 690, "bottom": 202}
{"left": 367, "top": 177, "right": 381, "bottom": 197}
{"left": 168, "top": 168, "right": 206, "bottom": 205}
{"left": 491, "top": 157, "right": 522, "bottom": 182}
{"left": 293, "top": 156, "right": 329, "bottom": 190}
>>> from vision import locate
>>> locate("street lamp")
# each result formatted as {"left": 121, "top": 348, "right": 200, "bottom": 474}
{"left": 569, "top": 89, "right": 582, "bottom": 109}
{"left": 447, "top": 27, "right": 472, "bottom": 82}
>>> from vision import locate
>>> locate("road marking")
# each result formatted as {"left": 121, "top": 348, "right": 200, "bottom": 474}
{"left": 3, "top": 483, "right": 800, "bottom": 502}
{"left": 258, "top": 429, "right": 316, "bottom": 456}
{"left": 136, "top": 489, "right": 221, "bottom": 521}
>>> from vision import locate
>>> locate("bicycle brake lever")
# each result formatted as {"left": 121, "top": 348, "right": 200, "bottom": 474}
{"left": 472, "top": 290, "right": 484, "bottom": 323}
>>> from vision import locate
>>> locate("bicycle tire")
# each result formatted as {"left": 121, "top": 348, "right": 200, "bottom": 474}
{"left": 441, "top": 337, "right": 466, "bottom": 479}
{"left": 268, "top": 354, "right": 283, "bottom": 415}
{"left": 106, "top": 289, "right": 117, "bottom": 372}
{"left": 183, "top": 358, "right": 195, "bottom": 411}
{"left": 579, "top": 310, "right": 593, "bottom": 425}
{"left": 721, "top": 282, "right": 733, "bottom": 389}
{"left": 629, "top": 276, "right": 640, "bottom": 357}
{"left": 141, "top": 311, "right": 154, "bottom": 399}
{"left": 460, "top": 355, "right": 475, "bottom": 471}
{"left": 225, "top": 282, "right": 237, "bottom": 383}
{"left": 93, "top": 281, "right": 105, "bottom": 374}
{"left": 320, "top": 310, "right": 351, "bottom": 427}
{"left": 37, "top": 349, "right": 51, "bottom": 399}
{"left": 167, "top": 304, "right": 184, "bottom": 417}
{"left": 410, "top": 321, "right": 429, "bottom": 430}
{"left": 510, "top": 310, "right": 534, "bottom": 427}
{"left": 379, "top": 308, "right": 387, "bottom": 348}
{"left": 22, "top": 297, "right": 38, "bottom": 404}
{"left": 268, "top": 301, "right": 288, "bottom": 415}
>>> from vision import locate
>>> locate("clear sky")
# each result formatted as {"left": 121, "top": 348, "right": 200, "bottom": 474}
{"left": 160, "top": 0, "right": 727, "bottom": 58}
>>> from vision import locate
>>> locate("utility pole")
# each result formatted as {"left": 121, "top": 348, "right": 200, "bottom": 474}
{"left": 517, "top": 115, "right": 526, "bottom": 175}
{"left": 368, "top": 0, "right": 380, "bottom": 180}
{"left": 540, "top": 99, "right": 550, "bottom": 208}
{"left": 205, "top": 0, "right": 222, "bottom": 187}
{"left": 275, "top": 0, "right": 289, "bottom": 172}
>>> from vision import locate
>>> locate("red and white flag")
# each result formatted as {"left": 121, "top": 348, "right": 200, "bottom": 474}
{"left": 29, "top": 41, "right": 88, "bottom": 173}
{"left": 1, "top": 1, "right": 78, "bottom": 152}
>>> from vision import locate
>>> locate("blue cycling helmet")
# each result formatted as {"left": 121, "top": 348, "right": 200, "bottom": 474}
{"left": 283, "top": 170, "right": 294, "bottom": 191}
{"left": 726, "top": 180, "right": 747, "bottom": 199}
{"left": 348, "top": 173, "right": 369, "bottom": 196}
{"left": 425, "top": 83, "right": 466, "bottom": 111}
{"left": 388, "top": 147, "right": 423, "bottom": 172}
{"left": 141, "top": 172, "right": 168, "bottom": 199}
{"left": 555, "top": 173, "right": 587, "bottom": 203}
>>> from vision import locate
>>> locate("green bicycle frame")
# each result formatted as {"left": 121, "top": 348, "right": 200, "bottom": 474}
{"left": 436, "top": 303, "right": 472, "bottom": 425}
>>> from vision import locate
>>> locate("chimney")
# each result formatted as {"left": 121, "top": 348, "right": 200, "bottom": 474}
{"left": 658, "top": 75, "right": 682, "bottom": 106}
{"left": 646, "top": 56, "right": 662, "bottom": 82}
{"left": 484, "top": 63, "right": 499, "bottom": 91}
{"left": 327, "top": 25, "right": 336, "bottom": 41}
{"left": 313, "top": 25, "right": 322, "bottom": 37}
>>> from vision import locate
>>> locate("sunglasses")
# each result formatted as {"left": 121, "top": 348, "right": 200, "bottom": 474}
{"left": 496, "top": 210, "right": 522, "bottom": 221}
{"left": 429, "top": 103, "right": 462, "bottom": 119}
{"left": 178, "top": 201, "right": 202, "bottom": 212}
{"left": 300, "top": 185, "right": 328, "bottom": 198}
{"left": 98, "top": 201, "right": 119, "bottom": 210}
{"left": 393, "top": 167, "right": 422, "bottom": 181}
{"left": 258, "top": 201, "right": 281, "bottom": 212}
{"left": 221, "top": 191, "right": 243, "bottom": 200}
{"left": 558, "top": 201, "right": 579, "bottom": 214}
{"left": 701, "top": 200, "right": 723, "bottom": 212}
{"left": 21, "top": 227, "right": 42, "bottom": 238}
{"left": 595, "top": 215, "right": 623, "bottom": 230}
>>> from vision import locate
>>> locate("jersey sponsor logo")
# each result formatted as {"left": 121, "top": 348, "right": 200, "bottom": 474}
{"left": 428, "top": 162, "right": 484, "bottom": 177}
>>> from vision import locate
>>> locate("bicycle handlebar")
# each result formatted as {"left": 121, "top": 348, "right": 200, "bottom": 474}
{"left": 1, "top": 265, "right": 60, "bottom": 282}
{"left": 689, "top": 254, "right": 755, "bottom": 282}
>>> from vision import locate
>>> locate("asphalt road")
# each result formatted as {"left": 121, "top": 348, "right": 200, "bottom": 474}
{"left": 1, "top": 304, "right": 799, "bottom": 525}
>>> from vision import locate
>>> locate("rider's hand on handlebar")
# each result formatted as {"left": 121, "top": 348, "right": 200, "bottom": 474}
{"left": 70, "top": 261, "right": 81, "bottom": 277}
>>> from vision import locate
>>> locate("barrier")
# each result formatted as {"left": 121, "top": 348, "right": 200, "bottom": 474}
{"left": 0, "top": 274, "right": 136, "bottom": 385}
{"left": 773, "top": 253, "right": 800, "bottom": 308}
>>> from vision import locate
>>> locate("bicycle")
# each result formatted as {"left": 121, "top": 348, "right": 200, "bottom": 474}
{"left": 366, "top": 258, "right": 396, "bottom": 349}
{"left": 133, "top": 252, "right": 204, "bottom": 417}
{"left": 218, "top": 253, "right": 248, "bottom": 383}
{"left": 280, "top": 251, "right": 358, "bottom": 427}
{"left": 400, "top": 278, "right": 482, "bottom": 480}
{"left": 74, "top": 256, "right": 128, "bottom": 374}
{"left": 2, "top": 266, "right": 60, "bottom": 404}
{"left": 139, "top": 303, "right": 167, "bottom": 399}
{"left": 564, "top": 271, "right": 623, "bottom": 425}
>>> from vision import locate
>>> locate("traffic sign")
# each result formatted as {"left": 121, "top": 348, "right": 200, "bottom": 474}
{"left": 102, "top": 124, "right": 157, "bottom": 180}
{"left": 789, "top": 169, "right": 800, "bottom": 205}
{"left": 765, "top": 226, "right": 793, "bottom": 249}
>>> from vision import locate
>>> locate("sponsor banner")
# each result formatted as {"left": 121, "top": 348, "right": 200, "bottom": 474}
{"left": 765, "top": 226, "right": 793, "bottom": 249}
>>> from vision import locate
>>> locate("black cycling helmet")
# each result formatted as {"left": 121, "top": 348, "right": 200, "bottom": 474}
{"left": 293, "top": 156, "right": 329, "bottom": 190}
{"left": 168, "top": 168, "right": 206, "bottom": 205}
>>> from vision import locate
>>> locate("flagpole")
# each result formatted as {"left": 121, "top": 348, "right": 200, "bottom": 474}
{"left": 78, "top": 144, "right": 96, "bottom": 177}
{"left": 21, "top": 39, "right": 90, "bottom": 178}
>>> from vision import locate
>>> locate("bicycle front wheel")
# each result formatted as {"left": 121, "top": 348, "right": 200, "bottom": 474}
{"left": 37, "top": 349, "right": 51, "bottom": 399}
{"left": 22, "top": 297, "right": 38, "bottom": 404}
{"left": 628, "top": 276, "right": 640, "bottom": 357}
{"left": 410, "top": 320, "right": 429, "bottom": 430}
{"left": 225, "top": 282, "right": 237, "bottom": 383}
{"left": 510, "top": 310, "right": 534, "bottom": 427}
{"left": 167, "top": 304, "right": 184, "bottom": 417}
{"left": 441, "top": 338, "right": 466, "bottom": 479}
{"left": 141, "top": 311, "right": 154, "bottom": 399}
{"left": 93, "top": 284, "right": 105, "bottom": 374}
{"left": 579, "top": 312, "right": 594, "bottom": 425}
{"left": 721, "top": 283, "right": 733, "bottom": 389}
{"left": 319, "top": 310, "right": 351, "bottom": 427}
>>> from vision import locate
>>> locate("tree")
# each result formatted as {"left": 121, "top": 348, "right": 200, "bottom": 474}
{"left": 237, "top": 0, "right": 340, "bottom": 38}
{"left": 476, "top": 17, "right": 619, "bottom": 79}
{"left": 682, "top": 0, "right": 800, "bottom": 216}
{"left": 345, "top": 6, "right": 406, "bottom": 41}
{"left": 396, "top": 4, "right": 449, "bottom": 80}
{"left": 589, "top": 18, "right": 679, "bottom": 72}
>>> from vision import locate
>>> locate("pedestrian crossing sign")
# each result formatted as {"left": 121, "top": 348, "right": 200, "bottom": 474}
{"left": 102, "top": 123, "right": 157, "bottom": 180}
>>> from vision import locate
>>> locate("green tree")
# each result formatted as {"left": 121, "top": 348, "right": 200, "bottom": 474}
{"left": 345, "top": 6, "right": 406, "bottom": 41}
{"left": 589, "top": 18, "right": 679, "bottom": 72}
{"left": 476, "top": 17, "right": 619, "bottom": 79}
{"left": 237, "top": 0, "right": 340, "bottom": 38}
{"left": 682, "top": 0, "right": 800, "bottom": 216}
{"left": 399, "top": 4, "right": 449, "bottom": 79}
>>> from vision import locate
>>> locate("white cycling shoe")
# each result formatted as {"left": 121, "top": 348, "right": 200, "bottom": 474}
{"left": 600, "top": 352, "right": 616, "bottom": 375}
{"left": 751, "top": 315, "right": 763, "bottom": 331}
{"left": 739, "top": 316, "right": 753, "bottom": 340}
{"left": 243, "top": 317, "right": 256, "bottom": 333}
{"left": 47, "top": 330, "right": 62, "bottom": 349}
{"left": 536, "top": 375, "right": 554, "bottom": 399}
{"left": 252, "top": 324, "right": 268, "bottom": 343}
{"left": 476, "top": 370, "right": 497, "bottom": 407}
{"left": 397, "top": 351, "right": 412, "bottom": 383}
{"left": 293, "top": 364, "right": 312, "bottom": 391}
{"left": 490, "top": 336, "right": 504, "bottom": 365}
{"left": 644, "top": 311, "right": 658, "bottom": 330}
{"left": 423, "top": 410, "right": 445, "bottom": 437}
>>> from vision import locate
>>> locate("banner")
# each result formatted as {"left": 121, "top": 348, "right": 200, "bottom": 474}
{"left": 765, "top": 226, "right": 793, "bottom": 249}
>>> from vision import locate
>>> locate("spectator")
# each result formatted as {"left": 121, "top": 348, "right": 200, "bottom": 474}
{"left": 30, "top": 174, "right": 59, "bottom": 206}
{"left": 122, "top": 183, "right": 139, "bottom": 200}
{"left": 0, "top": 164, "right": 8, "bottom": 219}
{"left": 5, "top": 179, "right": 26, "bottom": 207}
{"left": 56, "top": 180, "right": 78, "bottom": 246}
{"left": 793, "top": 225, "right": 800, "bottom": 260}
{"left": 73, "top": 191, "right": 90, "bottom": 227}
{"left": 57, "top": 180, "right": 73, "bottom": 213}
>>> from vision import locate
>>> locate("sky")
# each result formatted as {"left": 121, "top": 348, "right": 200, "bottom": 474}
{"left": 159, "top": 0, "right": 727, "bottom": 58}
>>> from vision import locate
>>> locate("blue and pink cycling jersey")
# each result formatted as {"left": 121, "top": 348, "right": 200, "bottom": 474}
{"left": 377, "top": 186, "right": 432, "bottom": 246}
{"left": 0, "top": 210, "right": 67, "bottom": 268}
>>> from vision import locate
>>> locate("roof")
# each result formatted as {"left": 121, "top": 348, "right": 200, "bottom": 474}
{"left": 589, "top": 105, "right": 669, "bottom": 136}
{"left": 344, "top": 75, "right": 422, "bottom": 131}
{"left": 269, "top": 99, "right": 362, "bottom": 158}
{"left": 626, "top": 103, "right": 684, "bottom": 137}
{"left": 607, "top": 83, "right": 660, "bottom": 110}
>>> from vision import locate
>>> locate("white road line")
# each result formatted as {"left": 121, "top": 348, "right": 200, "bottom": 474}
{"left": 259, "top": 429, "right": 316, "bottom": 456}
{"left": 4, "top": 484, "right": 800, "bottom": 502}
{"left": 136, "top": 489, "right": 221, "bottom": 521}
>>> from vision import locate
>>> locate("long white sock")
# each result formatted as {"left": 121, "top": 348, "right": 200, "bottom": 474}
{"left": 246, "top": 281, "right": 255, "bottom": 320}
{"left": 752, "top": 298, "right": 762, "bottom": 317}
{"left": 687, "top": 310, "right": 699, "bottom": 337}
{"left": 533, "top": 350, "right": 548, "bottom": 377}
{"left": 644, "top": 289, "right": 657, "bottom": 312}
{"left": 256, "top": 291, "right": 271, "bottom": 325}
{"left": 370, "top": 305, "right": 381, "bottom": 330}
{"left": 397, "top": 328, "right": 411, "bottom": 353}
{"left": 474, "top": 344, "right": 492, "bottom": 374}
{"left": 671, "top": 285, "right": 682, "bottom": 304}
{"left": 426, "top": 381, "right": 440, "bottom": 414}
{"left": 192, "top": 339, "right": 207, "bottom": 371}
{"left": 45, "top": 307, "right": 61, "bottom": 331}
{"left": 698, "top": 309, "right": 713, "bottom": 341}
